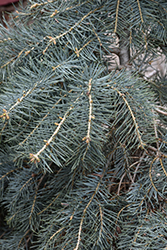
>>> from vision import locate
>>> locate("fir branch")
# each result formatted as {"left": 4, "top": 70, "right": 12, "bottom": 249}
{"left": 82, "top": 78, "right": 93, "bottom": 145}
{"left": 29, "top": 94, "right": 82, "bottom": 165}
{"left": 19, "top": 92, "right": 71, "bottom": 146}
{"left": 74, "top": 181, "right": 101, "bottom": 250}
{"left": 30, "top": 1, "right": 55, "bottom": 10}
{"left": 92, "top": 28, "right": 102, "bottom": 47}
{"left": 75, "top": 38, "right": 94, "bottom": 57}
{"left": 29, "top": 173, "right": 46, "bottom": 224}
{"left": 155, "top": 107, "right": 167, "bottom": 116}
{"left": 49, "top": 1, "right": 90, "bottom": 18}
{"left": 43, "top": 5, "right": 103, "bottom": 54}
{"left": 111, "top": 86, "right": 145, "bottom": 149}
{"left": 18, "top": 229, "right": 31, "bottom": 248}
{"left": 114, "top": 0, "right": 120, "bottom": 33}
{"left": 0, "top": 167, "right": 22, "bottom": 181}
{"left": 137, "top": 0, "right": 144, "bottom": 23}
{"left": 149, "top": 157, "right": 159, "bottom": 192}
{"left": 20, "top": 176, "right": 33, "bottom": 193}
{"left": 44, "top": 227, "right": 65, "bottom": 250}
{"left": 37, "top": 193, "right": 61, "bottom": 216}
{"left": 160, "top": 158, "right": 167, "bottom": 177}
{"left": 0, "top": 0, "right": 167, "bottom": 249}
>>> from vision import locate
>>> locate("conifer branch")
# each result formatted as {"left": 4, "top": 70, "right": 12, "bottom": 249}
{"left": 114, "top": 0, "right": 120, "bottom": 33}
{"left": 49, "top": 1, "right": 89, "bottom": 18}
{"left": 149, "top": 157, "right": 159, "bottom": 192}
{"left": 44, "top": 227, "right": 65, "bottom": 250}
{"left": 20, "top": 92, "right": 70, "bottom": 145}
{"left": 115, "top": 204, "right": 132, "bottom": 225}
{"left": 99, "top": 203, "right": 103, "bottom": 237}
{"left": 160, "top": 158, "right": 167, "bottom": 177}
{"left": 112, "top": 86, "right": 145, "bottom": 149}
{"left": 30, "top": 1, "right": 55, "bottom": 10}
{"left": 82, "top": 78, "right": 93, "bottom": 144}
{"left": 137, "top": 0, "right": 144, "bottom": 23}
{"left": 18, "top": 229, "right": 31, "bottom": 248}
{"left": 8, "top": 83, "right": 38, "bottom": 114}
{"left": 93, "top": 28, "right": 102, "bottom": 47}
{"left": 20, "top": 176, "right": 33, "bottom": 193}
{"left": 43, "top": 6, "right": 103, "bottom": 54}
{"left": 7, "top": 209, "right": 21, "bottom": 223}
{"left": 37, "top": 193, "right": 61, "bottom": 215}
{"left": 75, "top": 39, "right": 94, "bottom": 57}
{"left": 74, "top": 181, "right": 101, "bottom": 250}
{"left": 1, "top": 57, "right": 15, "bottom": 68}
{"left": 155, "top": 107, "right": 167, "bottom": 116}
{"left": 29, "top": 94, "right": 82, "bottom": 164}
{"left": 1, "top": 0, "right": 167, "bottom": 249}
{"left": 0, "top": 167, "right": 22, "bottom": 181}
{"left": 29, "top": 173, "right": 46, "bottom": 224}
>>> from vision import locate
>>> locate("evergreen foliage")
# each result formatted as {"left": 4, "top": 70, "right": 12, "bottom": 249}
{"left": 0, "top": 0, "right": 167, "bottom": 249}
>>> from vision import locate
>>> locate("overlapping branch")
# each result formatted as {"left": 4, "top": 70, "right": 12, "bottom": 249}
{"left": 29, "top": 94, "right": 82, "bottom": 164}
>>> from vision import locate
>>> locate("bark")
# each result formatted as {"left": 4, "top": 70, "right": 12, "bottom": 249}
{"left": 118, "top": 29, "right": 130, "bottom": 66}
